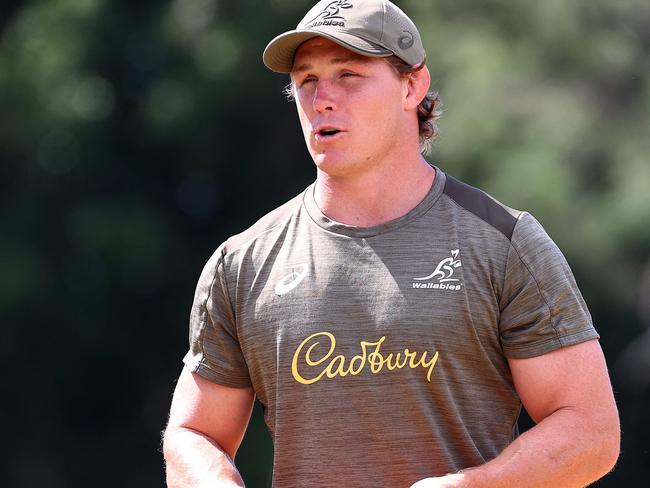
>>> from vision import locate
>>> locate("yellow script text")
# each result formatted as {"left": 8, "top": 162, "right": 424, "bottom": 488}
{"left": 291, "top": 332, "right": 439, "bottom": 385}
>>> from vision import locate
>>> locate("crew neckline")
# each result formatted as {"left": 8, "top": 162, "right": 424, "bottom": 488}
{"left": 302, "top": 166, "right": 446, "bottom": 238}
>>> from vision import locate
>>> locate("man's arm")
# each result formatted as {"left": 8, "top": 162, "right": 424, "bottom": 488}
{"left": 411, "top": 339, "right": 620, "bottom": 488}
{"left": 163, "top": 367, "right": 255, "bottom": 488}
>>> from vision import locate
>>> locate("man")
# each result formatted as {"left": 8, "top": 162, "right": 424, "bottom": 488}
{"left": 163, "top": 1, "right": 620, "bottom": 487}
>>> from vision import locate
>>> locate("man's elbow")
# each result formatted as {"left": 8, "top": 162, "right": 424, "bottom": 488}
{"left": 163, "top": 425, "right": 212, "bottom": 458}
{"left": 599, "top": 423, "right": 621, "bottom": 475}
{"left": 591, "top": 409, "right": 621, "bottom": 479}
{"left": 163, "top": 424, "right": 234, "bottom": 460}
{"left": 162, "top": 425, "right": 187, "bottom": 471}
{"left": 162, "top": 427, "right": 186, "bottom": 487}
{"left": 162, "top": 425, "right": 177, "bottom": 462}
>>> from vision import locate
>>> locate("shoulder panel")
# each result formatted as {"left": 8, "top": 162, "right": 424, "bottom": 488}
{"left": 443, "top": 175, "right": 521, "bottom": 240}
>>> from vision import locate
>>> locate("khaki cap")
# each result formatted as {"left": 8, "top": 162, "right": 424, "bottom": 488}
{"left": 263, "top": 0, "right": 426, "bottom": 73}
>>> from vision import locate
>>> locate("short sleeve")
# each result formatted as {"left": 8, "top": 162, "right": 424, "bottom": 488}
{"left": 499, "top": 213, "right": 599, "bottom": 359}
{"left": 182, "top": 246, "right": 252, "bottom": 387}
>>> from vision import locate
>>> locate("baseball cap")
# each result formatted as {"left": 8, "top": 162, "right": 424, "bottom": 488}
{"left": 263, "top": 0, "right": 426, "bottom": 73}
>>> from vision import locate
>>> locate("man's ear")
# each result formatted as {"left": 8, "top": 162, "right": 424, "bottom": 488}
{"left": 404, "top": 65, "right": 431, "bottom": 111}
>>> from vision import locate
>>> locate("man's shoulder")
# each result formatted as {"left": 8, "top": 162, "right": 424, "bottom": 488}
{"left": 222, "top": 188, "right": 307, "bottom": 255}
{"left": 441, "top": 172, "right": 523, "bottom": 241}
{"left": 440, "top": 172, "right": 561, "bottom": 259}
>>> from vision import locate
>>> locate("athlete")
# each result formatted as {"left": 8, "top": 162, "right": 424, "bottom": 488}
{"left": 163, "top": 1, "right": 620, "bottom": 487}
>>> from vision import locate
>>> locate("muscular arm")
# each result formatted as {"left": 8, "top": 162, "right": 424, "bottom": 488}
{"left": 163, "top": 367, "right": 255, "bottom": 488}
{"left": 411, "top": 340, "right": 620, "bottom": 488}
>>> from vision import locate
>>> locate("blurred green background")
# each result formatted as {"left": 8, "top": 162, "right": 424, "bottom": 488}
{"left": 1, "top": 0, "right": 648, "bottom": 486}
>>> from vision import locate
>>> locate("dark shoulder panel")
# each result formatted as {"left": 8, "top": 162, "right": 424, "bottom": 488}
{"left": 224, "top": 191, "right": 305, "bottom": 253}
{"left": 443, "top": 175, "right": 522, "bottom": 240}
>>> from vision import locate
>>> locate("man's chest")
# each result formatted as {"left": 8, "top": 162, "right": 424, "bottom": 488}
{"left": 231, "top": 233, "right": 505, "bottom": 401}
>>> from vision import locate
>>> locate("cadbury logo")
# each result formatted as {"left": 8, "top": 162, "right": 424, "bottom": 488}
{"left": 291, "top": 332, "right": 440, "bottom": 385}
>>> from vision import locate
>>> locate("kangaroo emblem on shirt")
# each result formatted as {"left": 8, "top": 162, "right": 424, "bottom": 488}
{"left": 415, "top": 249, "right": 462, "bottom": 282}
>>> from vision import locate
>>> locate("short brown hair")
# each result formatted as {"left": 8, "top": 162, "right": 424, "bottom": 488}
{"left": 385, "top": 56, "right": 442, "bottom": 155}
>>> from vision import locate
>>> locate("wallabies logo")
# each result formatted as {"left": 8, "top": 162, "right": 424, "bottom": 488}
{"left": 305, "top": 1, "right": 353, "bottom": 28}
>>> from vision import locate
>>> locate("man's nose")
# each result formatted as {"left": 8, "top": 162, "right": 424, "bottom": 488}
{"left": 312, "top": 82, "right": 336, "bottom": 113}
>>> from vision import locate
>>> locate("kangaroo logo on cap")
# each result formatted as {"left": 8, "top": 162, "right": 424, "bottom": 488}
{"left": 305, "top": 0, "right": 353, "bottom": 28}
{"left": 398, "top": 30, "right": 415, "bottom": 50}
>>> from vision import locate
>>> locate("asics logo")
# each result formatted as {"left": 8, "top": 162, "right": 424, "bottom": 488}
{"left": 275, "top": 264, "right": 308, "bottom": 296}
{"left": 398, "top": 30, "right": 415, "bottom": 50}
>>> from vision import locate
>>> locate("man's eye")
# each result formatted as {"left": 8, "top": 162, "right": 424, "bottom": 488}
{"left": 341, "top": 72, "right": 357, "bottom": 78}
{"left": 300, "top": 77, "right": 316, "bottom": 86}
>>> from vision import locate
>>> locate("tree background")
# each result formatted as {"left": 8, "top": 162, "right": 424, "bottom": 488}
{"left": 1, "top": 0, "right": 648, "bottom": 486}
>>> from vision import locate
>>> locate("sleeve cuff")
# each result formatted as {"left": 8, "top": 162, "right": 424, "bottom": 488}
{"left": 183, "top": 353, "right": 252, "bottom": 389}
{"left": 503, "top": 328, "right": 600, "bottom": 359}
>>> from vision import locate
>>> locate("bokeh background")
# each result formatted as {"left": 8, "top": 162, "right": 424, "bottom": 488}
{"left": 1, "top": 0, "right": 649, "bottom": 486}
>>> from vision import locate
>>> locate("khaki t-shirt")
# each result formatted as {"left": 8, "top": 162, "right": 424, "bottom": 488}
{"left": 183, "top": 169, "right": 598, "bottom": 487}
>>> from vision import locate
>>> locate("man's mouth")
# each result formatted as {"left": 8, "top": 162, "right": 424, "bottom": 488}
{"left": 314, "top": 127, "right": 344, "bottom": 141}
{"left": 318, "top": 128, "right": 340, "bottom": 136}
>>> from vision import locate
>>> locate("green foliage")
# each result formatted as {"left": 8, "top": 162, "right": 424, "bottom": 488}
{"left": 1, "top": 0, "right": 648, "bottom": 486}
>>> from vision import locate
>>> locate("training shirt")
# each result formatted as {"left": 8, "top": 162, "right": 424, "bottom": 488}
{"left": 183, "top": 168, "right": 598, "bottom": 488}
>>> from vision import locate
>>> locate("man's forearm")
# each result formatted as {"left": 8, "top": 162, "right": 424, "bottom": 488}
{"left": 458, "top": 406, "right": 619, "bottom": 488}
{"left": 164, "top": 427, "right": 246, "bottom": 488}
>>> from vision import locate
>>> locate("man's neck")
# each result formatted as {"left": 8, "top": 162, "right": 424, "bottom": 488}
{"left": 314, "top": 156, "right": 436, "bottom": 228}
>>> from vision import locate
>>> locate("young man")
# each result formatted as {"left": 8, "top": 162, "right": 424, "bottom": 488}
{"left": 163, "top": 1, "right": 620, "bottom": 487}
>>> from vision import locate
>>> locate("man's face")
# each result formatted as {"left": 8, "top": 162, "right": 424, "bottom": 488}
{"left": 291, "top": 37, "right": 408, "bottom": 178}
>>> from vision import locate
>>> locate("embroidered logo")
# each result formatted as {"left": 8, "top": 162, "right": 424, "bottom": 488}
{"left": 412, "top": 249, "right": 463, "bottom": 290}
{"left": 305, "top": 0, "right": 353, "bottom": 29}
{"left": 398, "top": 30, "right": 414, "bottom": 50}
{"left": 275, "top": 264, "right": 308, "bottom": 296}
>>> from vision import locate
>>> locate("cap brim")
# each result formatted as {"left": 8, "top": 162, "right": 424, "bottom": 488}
{"left": 263, "top": 29, "right": 393, "bottom": 73}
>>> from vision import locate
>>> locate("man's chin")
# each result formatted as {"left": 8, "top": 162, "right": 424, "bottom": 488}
{"left": 311, "top": 152, "right": 336, "bottom": 167}
{"left": 311, "top": 150, "right": 374, "bottom": 179}
{"left": 312, "top": 154, "right": 347, "bottom": 175}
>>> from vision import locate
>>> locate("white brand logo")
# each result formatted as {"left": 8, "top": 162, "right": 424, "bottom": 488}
{"left": 412, "top": 249, "right": 463, "bottom": 291}
{"left": 275, "top": 264, "right": 308, "bottom": 296}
